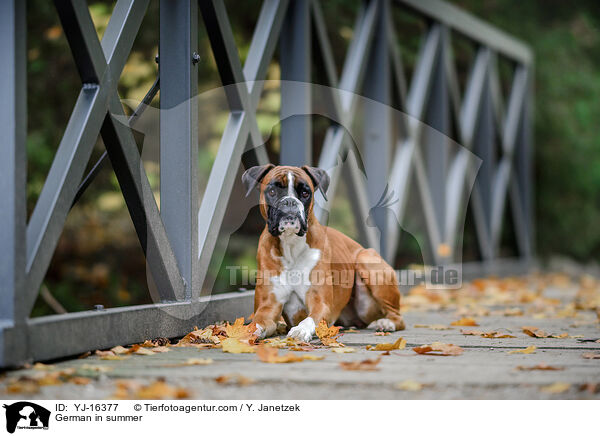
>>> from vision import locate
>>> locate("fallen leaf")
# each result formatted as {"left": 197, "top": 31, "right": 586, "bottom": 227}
{"left": 344, "top": 328, "right": 359, "bottom": 333}
{"left": 332, "top": 347, "right": 357, "bottom": 353}
{"left": 451, "top": 317, "right": 479, "bottom": 326}
{"left": 5, "top": 378, "right": 40, "bottom": 395}
{"left": 414, "top": 324, "right": 451, "bottom": 330}
{"left": 221, "top": 338, "right": 256, "bottom": 354}
{"left": 256, "top": 345, "right": 304, "bottom": 363}
{"left": 215, "top": 374, "right": 255, "bottom": 386}
{"left": 582, "top": 352, "right": 600, "bottom": 359}
{"left": 150, "top": 346, "right": 170, "bottom": 353}
{"left": 579, "top": 383, "right": 600, "bottom": 394}
{"left": 111, "top": 345, "right": 129, "bottom": 355}
{"left": 507, "top": 346, "right": 537, "bottom": 354}
{"left": 540, "top": 382, "right": 570, "bottom": 394}
{"left": 515, "top": 363, "right": 564, "bottom": 371}
{"left": 315, "top": 320, "right": 343, "bottom": 346}
{"left": 339, "top": 357, "right": 381, "bottom": 371}
{"left": 302, "top": 354, "right": 325, "bottom": 361}
{"left": 133, "top": 380, "right": 190, "bottom": 399}
{"left": 176, "top": 327, "right": 219, "bottom": 347}
{"left": 133, "top": 347, "right": 155, "bottom": 356}
{"left": 413, "top": 342, "right": 463, "bottom": 356}
{"left": 32, "top": 362, "right": 55, "bottom": 370}
{"left": 367, "top": 337, "right": 406, "bottom": 351}
{"left": 522, "top": 326, "right": 550, "bottom": 338}
{"left": 460, "top": 329, "right": 516, "bottom": 338}
{"left": 99, "top": 354, "right": 130, "bottom": 361}
{"left": 395, "top": 379, "right": 424, "bottom": 391}
{"left": 374, "top": 331, "right": 391, "bottom": 336}
{"left": 70, "top": 377, "right": 92, "bottom": 385}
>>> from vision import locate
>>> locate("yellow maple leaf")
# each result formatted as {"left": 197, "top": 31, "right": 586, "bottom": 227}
{"left": 315, "top": 320, "right": 343, "bottom": 346}
{"left": 339, "top": 357, "right": 381, "bottom": 371}
{"left": 256, "top": 345, "right": 304, "bottom": 363}
{"left": 332, "top": 347, "right": 357, "bottom": 353}
{"left": 221, "top": 338, "right": 256, "bottom": 354}
{"left": 413, "top": 342, "right": 463, "bottom": 356}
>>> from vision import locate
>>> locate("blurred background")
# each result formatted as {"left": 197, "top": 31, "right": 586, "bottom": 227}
{"left": 26, "top": 0, "right": 600, "bottom": 316}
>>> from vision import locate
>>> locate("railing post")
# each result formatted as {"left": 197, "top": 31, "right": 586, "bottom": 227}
{"left": 0, "top": 0, "right": 27, "bottom": 366}
{"left": 424, "top": 25, "right": 451, "bottom": 260}
{"left": 279, "top": 0, "right": 311, "bottom": 166}
{"left": 362, "top": 0, "right": 392, "bottom": 258}
{"left": 159, "top": 0, "right": 199, "bottom": 299}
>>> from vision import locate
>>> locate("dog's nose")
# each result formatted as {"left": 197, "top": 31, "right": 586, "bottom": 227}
{"left": 281, "top": 198, "right": 294, "bottom": 208}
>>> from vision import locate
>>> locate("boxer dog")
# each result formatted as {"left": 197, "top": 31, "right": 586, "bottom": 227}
{"left": 242, "top": 164, "right": 405, "bottom": 341}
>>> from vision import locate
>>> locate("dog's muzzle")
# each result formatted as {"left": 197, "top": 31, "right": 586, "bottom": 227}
{"left": 268, "top": 197, "right": 307, "bottom": 236}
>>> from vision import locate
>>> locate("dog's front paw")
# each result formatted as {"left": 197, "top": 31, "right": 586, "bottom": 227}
{"left": 287, "top": 317, "right": 316, "bottom": 342}
{"left": 254, "top": 323, "right": 267, "bottom": 339}
{"left": 367, "top": 318, "right": 396, "bottom": 332}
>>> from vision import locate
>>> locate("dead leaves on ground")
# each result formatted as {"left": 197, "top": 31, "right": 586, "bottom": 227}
{"left": 508, "top": 345, "right": 537, "bottom": 354}
{"left": 540, "top": 382, "right": 571, "bottom": 394}
{"left": 339, "top": 357, "right": 381, "bottom": 371}
{"left": 450, "top": 317, "right": 479, "bottom": 326}
{"left": 315, "top": 320, "right": 343, "bottom": 347}
{"left": 522, "top": 326, "right": 570, "bottom": 339}
{"left": 215, "top": 374, "right": 255, "bottom": 386}
{"left": 515, "top": 363, "right": 564, "bottom": 371}
{"left": 256, "top": 345, "right": 323, "bottom": 364}
{"left": 582, "top": 352, "right": 600, "bottom": 359}
{"left": 366, "top": 337, "right": 406, "bottom": 351}
{"left": 461, "top": 329, "right": 516, "bottom": 338}
{"left": 113, "top": 378, "right": 189, "bottom": 399}
{"left": 413, "top": 342, "right": 464, "bottom": 356}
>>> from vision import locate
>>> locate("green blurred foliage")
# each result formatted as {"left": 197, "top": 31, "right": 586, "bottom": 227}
{"left": 24, "top": 0, "right": 600, "bottom": 314}
{"left": 451, "top": 0, "right": 600, "bottom": 260}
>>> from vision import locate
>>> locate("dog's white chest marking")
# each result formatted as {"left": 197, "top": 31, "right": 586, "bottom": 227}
{"left": 270, "top": 233, "right": 321, "bottom": 318}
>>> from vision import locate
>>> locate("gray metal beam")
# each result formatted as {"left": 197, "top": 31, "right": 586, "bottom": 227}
{"left": 280, "top": 0, "right": 312, "bottom": 166}
{"left": 0, "top": 0, "right": 27, "bottom": 366}
{"left": 159, "top": 0, "right": 199, "bottom": 300}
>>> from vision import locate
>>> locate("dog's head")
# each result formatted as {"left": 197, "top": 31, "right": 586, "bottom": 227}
{"left": 242, "top": 164, "right": 329, "bottom": 237}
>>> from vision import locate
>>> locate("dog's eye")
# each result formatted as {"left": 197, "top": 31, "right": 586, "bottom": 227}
{"left": 268, "top": 188, "right": 276, "bottom": 197}
{"left": 301, "top": 190, "right": 310, "bottom": 199}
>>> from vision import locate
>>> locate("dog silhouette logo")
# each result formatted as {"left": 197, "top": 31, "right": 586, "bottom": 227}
{"left": 3, "top": 402, "right": 50, "bottom": 433}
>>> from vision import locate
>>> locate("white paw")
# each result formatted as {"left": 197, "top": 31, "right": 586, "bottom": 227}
{"left": 287, "top": 317, "right": 315, "bottom": 342}
{"left": 367, "top": 318, "right": 396, "bottom": 332}
{"left": 254, "top": 323, "right": 266, "bottom": 339}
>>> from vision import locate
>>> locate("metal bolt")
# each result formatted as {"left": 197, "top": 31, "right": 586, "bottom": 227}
{"left": 155, "top": 54, "right": 159, "bottom": 64}
{"left": 93, "top": 304, "right": 105, "bottom": 311}
{"left": 192, "top": 52, "right": 201, "bottom": 65}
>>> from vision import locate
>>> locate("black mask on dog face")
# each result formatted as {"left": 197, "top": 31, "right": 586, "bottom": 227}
{"left": 265, "top": 171, "right": 311, "bottom": 237}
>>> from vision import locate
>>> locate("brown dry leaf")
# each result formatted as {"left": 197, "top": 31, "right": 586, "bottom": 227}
{"left": 339, "top": 357, "right": 381, "bottom": 371}
{"left": 221, "top": 338, "right": 256, "bottom": 354}
{"left": 176, "top": 327, "right": 218, "bottom": 347}
{"left": 582, "top": 352, "right": 600, "bottom": 359}
{"left": 150, "top": 346, "right": 170, "bottom": 353}
{"left": 215, "top": 374, "right": 255, "bottom": 386}
{"left": 344, "top": 328, "right": 359, "bottom": 333}
{"left": 332, "top": 347, "right": 357, "bottom": 353}
{"left": 70, "top": 377, "right": 92, "bottom": 385}
{"left": 413, "top": 342, "right": 463, "bottom": 356}
{"left": 315, "top": 320, "right": 343, "bottom": 346}
{"left": 414, "top": 324, "right": 452, "bottom": 330}
{"left": 256, "top": 345, "right": 304, "bottom": 363}
{"left": 6, "top": 378, "right": 40, "bottom": 395}
{"left": 522, "top": 326, "right": 550, "bottom": 338}
{"left": 99, "top": 354, "right": 130, "bottom": 361}
{"left": 95, "top": 350, "right": 115, "bottom": 357}
{"left": 540, "top": 382, "right": 571, "bottom": 394}
{"left": 367, "top": 337, "right": 406, "bottom": 351}
{"left": 515, "top": 363, "right": 564, "bottom": 371}
{"left": 32, "top": 362, "right": 55, "bottom": 370}
{"left": 579, "top": 383, "right": 600, "bottom": 394}
{"left": 460, "top": 329, "right": 516, "bottom": 338}
{"left": 507, "top": 345, "right": 537, "bottom": 354}
{"left": 451, "top": 317, "right": 479, "bottom": 326}
{"left": 134, "top": 380, "right": 190, "bottom": 399}
{"left": 263, "top": 336, "right": 308, "bottom": 349}
{"left": 395, "top": 379, "right": 424, "bottom": 391}
{"left": 224, "top": 317, "right": 257, "bottom": 344}
{"left": 111, "top": 345, "right": 129, "bottom": 355}
{"left": 374, "top": 331, "right": 391, "bottom": 336}
{"left": 132, "top": 346, "right": 155, "bottom": 356}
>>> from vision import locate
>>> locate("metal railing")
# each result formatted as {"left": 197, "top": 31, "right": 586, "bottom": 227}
{"left": 0, "top": 0, "right": 533, "bottom": 367}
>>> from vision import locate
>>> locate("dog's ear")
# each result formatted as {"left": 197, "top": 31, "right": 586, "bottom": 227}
{"left": 241, "top": 164, "right": 275, "bottom": 197}
{"left": 302, "top": 165, "right": 330, "bottom": 201}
